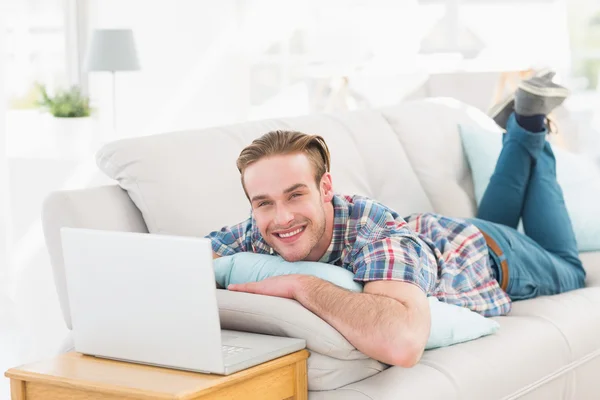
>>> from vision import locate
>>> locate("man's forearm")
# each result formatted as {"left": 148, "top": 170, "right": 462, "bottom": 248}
{"left": 294, "top": 277, "right": 417, "bottom": 365}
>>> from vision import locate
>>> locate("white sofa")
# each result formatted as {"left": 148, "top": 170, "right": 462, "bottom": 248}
{"left": 42, "top": 98, "right": 600, "bottom": 399}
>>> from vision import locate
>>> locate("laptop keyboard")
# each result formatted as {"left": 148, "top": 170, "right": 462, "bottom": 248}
{"left": 222, "top": 345, "right": 249, "bottom": 357}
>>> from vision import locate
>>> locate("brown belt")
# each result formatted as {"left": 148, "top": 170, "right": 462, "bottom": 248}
{"left": 479, "top": 230, "right": 510, "bottom": 292}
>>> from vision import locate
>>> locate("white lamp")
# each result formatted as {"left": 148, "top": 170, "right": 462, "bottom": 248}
{"left": 418, "top": 0, "right": 484, "bottom": 59}
{"left": 85, "top": 29, "right": 141, "bottom": 131}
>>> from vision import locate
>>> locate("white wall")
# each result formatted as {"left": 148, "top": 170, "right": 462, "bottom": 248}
{"left": 0, "top": 0, "right": 10, "bottom": 293}
{"left": 83, "top": 0, "right": 577, "bottom": 143}
{"left": 87, "top": 0, "right": 251, "bottom": 140}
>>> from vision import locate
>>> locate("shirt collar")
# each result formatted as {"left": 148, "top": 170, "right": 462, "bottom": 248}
{"left": 318, "top": 194, "right": 349, "bottom": 265}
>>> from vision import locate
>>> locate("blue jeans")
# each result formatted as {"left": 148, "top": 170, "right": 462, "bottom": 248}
{"left": 468, "top": 113, "right": 586, "bottom": 301}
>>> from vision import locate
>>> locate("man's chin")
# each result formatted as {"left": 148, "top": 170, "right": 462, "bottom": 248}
{"left": 276, "top": 249, "right": 310, "bottom": 263}
{"left": 278, "top": 254, "right": 303, "bottom": 263}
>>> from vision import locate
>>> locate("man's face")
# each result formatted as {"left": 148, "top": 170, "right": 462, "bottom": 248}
{"left": 243, "top": 153, "right": 333, "bottom": 262}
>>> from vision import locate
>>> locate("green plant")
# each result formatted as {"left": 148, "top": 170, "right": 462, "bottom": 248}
{"left": 37, "top": 84, "right": 91, "bottom": 118}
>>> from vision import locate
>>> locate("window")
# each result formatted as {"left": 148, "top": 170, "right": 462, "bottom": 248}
{"left": 567, "top": 0, "right": 600, "bottom": 90}
{"left": 5, "top": 0, "right": 71, "bottom": 110}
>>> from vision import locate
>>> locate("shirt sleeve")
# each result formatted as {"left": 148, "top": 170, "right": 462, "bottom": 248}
{"left": 205, "top": 217, "right": 254, "bottom": 256}
{"left": 350, "top": 207, "right": 437, "bottom": 294}
{"left": 352, "top": 235, "right": 437, "bottom": 293}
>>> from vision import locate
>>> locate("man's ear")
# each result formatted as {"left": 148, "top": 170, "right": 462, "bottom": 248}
{"left": 320, "top": 172, "right": 334, "bottom": 202}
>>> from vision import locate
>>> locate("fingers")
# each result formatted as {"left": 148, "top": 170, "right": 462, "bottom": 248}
{"left": 228, "top": 282, "right": 259, "bottom": 293}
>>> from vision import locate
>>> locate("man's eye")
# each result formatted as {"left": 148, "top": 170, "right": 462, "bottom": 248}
{"left": 290, "top": 193, "right": 302, "bottom": 199}
{"left": 258, "top": 201, "right": 271, "bottom": 207}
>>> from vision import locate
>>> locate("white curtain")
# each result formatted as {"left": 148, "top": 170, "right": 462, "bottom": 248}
{"left": 0, "top": 3, "right": 73, "bottom": 399}
{"left": 0, "top": 7, "right": 20, "bottom": 399}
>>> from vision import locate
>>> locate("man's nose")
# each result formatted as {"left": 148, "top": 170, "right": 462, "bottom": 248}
{"left": 274, "top": 205, "right": 294, "bottom": 226}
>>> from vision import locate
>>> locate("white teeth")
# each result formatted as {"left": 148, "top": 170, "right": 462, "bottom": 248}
{"left": 278, "top": 227, "right": 303, "bottom": 238}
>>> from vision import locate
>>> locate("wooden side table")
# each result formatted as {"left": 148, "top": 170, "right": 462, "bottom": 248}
{"left": 5, "top": 350, "right": 309, "bottom": 400}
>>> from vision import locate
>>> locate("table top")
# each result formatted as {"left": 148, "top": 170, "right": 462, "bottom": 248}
{"left": 5, "top": 350, "right": 309, "bottom": 398}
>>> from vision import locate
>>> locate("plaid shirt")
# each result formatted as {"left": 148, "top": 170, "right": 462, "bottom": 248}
{"left": 207, "top": 194, "right": 512, "bottom": 317}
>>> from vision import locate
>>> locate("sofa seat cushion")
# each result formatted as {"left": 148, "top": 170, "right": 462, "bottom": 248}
{"left": 507, "top": 288, "right": 600, "bottom": 360}
{"left": 309, "top": 362, "right": 460, "bottom": 400}
{"left": 504, "top": 253, "right": 600, "bottom": 361}
{"left": 310, "top": 280, "right": 600, "bottom": 399}
{"left": 307, "top": 352, "right": 387, "bottom": 391}
{"left": 311, "top": 312, "right": 592, "bottom": 399}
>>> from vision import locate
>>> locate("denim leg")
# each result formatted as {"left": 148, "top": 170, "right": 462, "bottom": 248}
{"left": 473, "top": 112, "right": 585, "bottom": 299}
{"left": 468, "top": 218, "right": 585, "bottom": 300}
{"left": 476, "top": 114, "right": 539, "bottom": 229}
{"left": 521, "top": 137, "right": 586, "bottom": 275}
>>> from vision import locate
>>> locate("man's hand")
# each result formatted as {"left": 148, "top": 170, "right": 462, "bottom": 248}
{"left": 227, "top": 275, "right": 304, "bottom": 299}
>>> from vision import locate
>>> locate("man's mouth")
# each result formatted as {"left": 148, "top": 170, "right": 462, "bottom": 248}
{"left": 273, "top": 226, "right": 306, "bottom": 242}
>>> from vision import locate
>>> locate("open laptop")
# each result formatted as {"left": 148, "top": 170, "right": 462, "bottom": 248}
{"left": 60, "top": 227, "right": 306, "bottom": 375}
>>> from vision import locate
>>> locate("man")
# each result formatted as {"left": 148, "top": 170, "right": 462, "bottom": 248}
{"left": 206, "top": 72, "right": 586, "bottom": 367}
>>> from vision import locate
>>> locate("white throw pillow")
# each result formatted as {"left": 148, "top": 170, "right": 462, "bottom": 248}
{"left": 216, "top": 290, "right": 366, "bottom": 361}
{"left": 217, "top": 282, "right": 500, "bottom": 355}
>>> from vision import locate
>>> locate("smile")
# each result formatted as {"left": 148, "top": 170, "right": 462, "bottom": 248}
{"left": 277, "top": 227, "right": 305, "bottom": 238}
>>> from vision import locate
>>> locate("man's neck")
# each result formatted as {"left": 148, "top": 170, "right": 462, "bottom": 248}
{"left": 306, "top": 201, "right": 335, "bottom": 262}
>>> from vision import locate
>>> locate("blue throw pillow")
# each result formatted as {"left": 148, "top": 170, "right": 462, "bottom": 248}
{"left": 459, "top": 123, "right": 600, "bottom": 252}
{"left": 214, "top": 252, "right": 499, "bottom": 350}
{"left": 214, "top": 252, "right": 364, "bottom": 292}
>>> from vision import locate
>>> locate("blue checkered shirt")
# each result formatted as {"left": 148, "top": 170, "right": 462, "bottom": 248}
{"left": 207, "top": 194, "right": 512, "bottom": 316}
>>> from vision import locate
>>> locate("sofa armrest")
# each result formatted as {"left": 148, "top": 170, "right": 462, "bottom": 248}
{"left": 42, "top": 184, "right": 148, "bottom": 330}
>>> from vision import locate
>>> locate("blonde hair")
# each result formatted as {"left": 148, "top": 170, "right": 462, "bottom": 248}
{"left": 236, "top": 130, "right": 331, "bottom": 197}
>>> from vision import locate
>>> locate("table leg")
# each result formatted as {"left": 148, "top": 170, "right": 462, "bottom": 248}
{"left": 10, "top": 379, "right": 25, "bottom": 400}
{"left": 294, "top": 358, "right": 308, "bottom": 400}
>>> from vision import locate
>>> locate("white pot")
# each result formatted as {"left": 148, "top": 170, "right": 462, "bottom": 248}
{"left": 48, "top": 116, "right": 93, "bottom": 158}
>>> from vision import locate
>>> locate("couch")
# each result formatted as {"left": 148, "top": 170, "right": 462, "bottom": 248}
{"left": 42, "top": 98, "right": 600, "bottom": 399}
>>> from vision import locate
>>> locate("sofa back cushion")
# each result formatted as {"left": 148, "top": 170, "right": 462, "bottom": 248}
{"left": 380, "top": 98, "right": 501, "bottom": 218}
{"left": 96, "top": 108, "right": 435, "bottom": 237}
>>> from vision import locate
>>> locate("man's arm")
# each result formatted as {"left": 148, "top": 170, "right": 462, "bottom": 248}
{"left": 229, "top": 275, "right": 431, "bottom": 367}
{"left": 206, "top": 217, "right": 254, "bottom": 259}
{"left": 295, "top": 277, "right": 430, "bottom": 367}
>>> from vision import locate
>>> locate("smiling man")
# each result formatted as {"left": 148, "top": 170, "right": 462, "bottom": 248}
{"left": 205, "top": 73, "right": 586, "bottom": 367}
{"left": 245, "top": 153, "right": 332, "bottom": 263}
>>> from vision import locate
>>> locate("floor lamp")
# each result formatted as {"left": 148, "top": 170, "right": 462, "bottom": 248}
{"left": 85, "top": 29, "right": 141, "bottom": 132}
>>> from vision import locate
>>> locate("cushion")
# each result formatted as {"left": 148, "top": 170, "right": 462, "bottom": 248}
{"left": 459, "top": 123, "right": 600, "bottom": 252}
{"left": 380, "top": 98, "right": 488, "bottom": 218}
{"left": 214, "top": 253, "right": 499, "bottom": 350}
{"left": 216, "top": 289, "right": 366, "bottom": 361}
{"left": 426, "top": 296, "right": 499, "bottom": 349}
{"left": 94, "top": 108, "right": 432, "bottom": 239}
{"left": 307, "top": 352, "right": 387, "bottom": 391}
{"left": 214, "top": 252, "right": 363, "bottom": 292}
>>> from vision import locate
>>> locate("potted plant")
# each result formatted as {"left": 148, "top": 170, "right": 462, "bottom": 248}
{"left": 37, "top": 84, "right": 94, "bottom": 157}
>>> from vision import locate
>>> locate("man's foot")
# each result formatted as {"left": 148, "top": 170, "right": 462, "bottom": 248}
{"left": 515, "top": 75, "right": 569, "bottom": 117}
{"left": 488, "top": 69, "right": 563, "bottom": 130}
